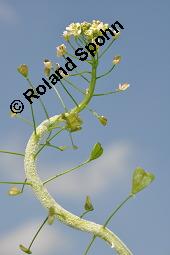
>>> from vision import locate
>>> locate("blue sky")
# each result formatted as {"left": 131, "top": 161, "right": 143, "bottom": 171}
{"left": 0, "top": 0, "right": 170, "bottom": 254}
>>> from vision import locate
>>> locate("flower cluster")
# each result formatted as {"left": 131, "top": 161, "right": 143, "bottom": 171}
{"left": 63, "top": 20, "right": 109, "bottom": 41}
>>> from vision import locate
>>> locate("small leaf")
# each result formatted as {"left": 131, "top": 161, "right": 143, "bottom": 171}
{"left": 89, "top": 143, "right": 103, "bottom": 161}
{"left": 84, "top": 196, "right": 94, "bottom": 211}
{"left": 131, "top": 167, "right": 155, "bottom": 195}
{"left": 19, "top": 244, "right": 32, "bottom": 254}
{"left": 8, "top": 186, "right": 21, "bottom": 196}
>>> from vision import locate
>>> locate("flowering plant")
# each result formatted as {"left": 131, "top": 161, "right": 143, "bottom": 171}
{"left": 0, "top": 20, "right": 155, "bottom": 255}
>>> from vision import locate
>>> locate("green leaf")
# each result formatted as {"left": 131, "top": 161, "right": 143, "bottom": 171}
{"left": 19, "top": 244, "right": 32, "bottom": 254}
{"left": 131, "top": 167, "right": 155, "bottom": 195}
{"left": 89, "top": 143, "right": 103, "bottom": 161}
{"left": 84, "top": 196, "right": 94, "bottom": 211}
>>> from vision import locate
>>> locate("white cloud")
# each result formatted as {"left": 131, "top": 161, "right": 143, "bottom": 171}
{"left": 0, "top": 134, "right": 134, "bottom": 198}
{"left": 0, "top": 219, "right": 71, "bottom": 255}
{"left": 0, "top": 1, "right": 18, "bottom": 24}
{"left": 41, "top": 141, "right": 133, "bottom": 197}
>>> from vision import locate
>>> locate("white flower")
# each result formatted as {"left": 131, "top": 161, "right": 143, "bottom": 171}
{"left": 114, "top": 31, "right": 121, "bottom": 39}
{"left": 63, "top": 31, "right": 71, "bottom": 41}
{"left": 56, "top": 44, "right": 67, "bottom": 57}
{"left": 66, "top": 22, "right": 81, "bottom": 37}
{"left": 112, "top": 55, "right": 121, "bottom": 65}
{"left": 43, "top": 59, "right": 52, "bottom": 69}
{"left": 116, "top": 83, "right": 130, "bottom": 91}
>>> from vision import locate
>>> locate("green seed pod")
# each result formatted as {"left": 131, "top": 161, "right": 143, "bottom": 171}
{"left": 131, "top": 167, "right": 155, "bottom": 195}
{"left": 84, "top": 196, "right": 94, "bottom": 211}
{"left": 19, "top": 244, "right": 32, "bottom": 254}
{"left": 17, "top": 64, "right": 28, "bottom": 78}
{"left": 89, "top": 143, "right": 103, "bottom": 161}
{"left": 97, "top": 115, "right": 108, "bottom": 126}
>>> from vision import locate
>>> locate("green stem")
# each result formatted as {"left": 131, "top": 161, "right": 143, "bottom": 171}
{"left": 87, "top": 107, "right": 99, "bottom": 118}
{"left": 34, "top": 128, "right": 65, "bottom": 158}
{"left": 0, "top": 150, "right": 24, "bottom": 157}
{"left": 51, "top": 84, "right": 68, "bottom": 111}
{"left": 47, "top": 127, "right": 65, "bottom": 143}
{"left": 60, "top": 80, "right": 79, "bottom": 107}
{"left": 68, "top": 40, "right": 76, "bottom": 51}
{"left": 79, "top": 36, "right": 87, "bottom": 45}
{"left": 63, "top": 56, "right": 90, "bottom": 83}
{"left": 26, "top": 78, "right": 49, "bottom": 119}
{"left": 75, "top": 69, "right": 90, "bottom": 83}
{"left": 63, "top": 78, "right": 86, "bottom": 94}
{"left": 80, "top": 211, "right": 91, "bottom": 219}
{"left": 75, "top": 38, "right": 83, "bottom": 48}
{"left": 83, "top": 235, "right": 96, "bottom": 255}
{"left": 99, "top": 37, "right": 116, "bottom": 59}
{"left": 103, "top": 194, "right": 133, "bottom": 227}
{"left": 15, "top": 115, "right": 33, "bottom": 127}
{"left": 30, "top": 104, "right": 37, "bottom": 135}
{"left": 93, "top": 90, "right": 120, "bottom": 96}
{"left": 71, "top": 58, "right": 98, "bottom": 114}
{"left": 68, "top": 132, "right": 78, "bottom": 149}
{"left": 0, "top": 181, "right": 32, "bottom": 186}
{"left": 97, "top": 65, "right": 116, "bottom": 79}
{"left": 83, "top": 194, "right": 133, "bottom": 255}
{"left": 43, "top": 159, "right": 89, "bottom": 185}
{"left": 28, "top": 217, "right": 48, "bottom": 250}
{"left": 40, "top": 143, "right": 65, "bottom": 152}
{"left": 21, "top": 178, "right": 28, "bottom": 193}
{"left": 66, "top": 52, "right": 82, "bottom": 61}
{"left": 69, "top": 71, "right": 91, "bottom": 77}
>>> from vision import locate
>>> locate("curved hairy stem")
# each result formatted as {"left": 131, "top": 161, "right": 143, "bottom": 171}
{"left": 24, "top": 58, "right": 133, "bottom": 255}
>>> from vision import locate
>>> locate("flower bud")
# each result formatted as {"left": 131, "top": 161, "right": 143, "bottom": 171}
{"left": 8, "top": 186, "right": 21, "bottom": 196}
{"left": 17, "top": 64, "right": 28, "bottom": 78}
{"left": 43, "top": 59, "right": 52, "bottom": 69}
{"left": 56, "top": 44, "right": 67, "bottom": 57}
{"left": 97, "top": 115, "right": 108, "bottom": 126}
{"left": 112, "top": 55, "right": 121, "bottom": 65}
{"left": 43, "top": 59, "right": 52, "bottom": 77}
